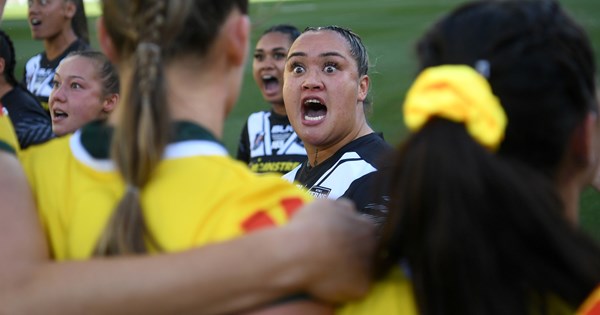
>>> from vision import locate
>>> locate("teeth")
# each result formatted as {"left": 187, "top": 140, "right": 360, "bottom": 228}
{"left": 31, "top": 18, "right": 40, "bottom": 25}
{"left": 262, "top": 75, "right": 274, "bottom": 80}
{"left": 304, "top": 99, "right": 321, "bottom": 105}
{"left": 304, "top": 115, "right": 325, "bottom": 121}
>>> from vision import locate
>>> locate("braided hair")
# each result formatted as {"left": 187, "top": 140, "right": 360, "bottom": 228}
{"left": 95, "top": 0, "right": 249, "bottom": 256}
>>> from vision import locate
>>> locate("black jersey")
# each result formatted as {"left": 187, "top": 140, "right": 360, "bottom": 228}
{"left": 283, "top": 133, "right": 393, "bottom": 225}
{"left": 1, "top": 86, "right": 53, "bottom": 149}
{"left": 237, "top": 110, "right": 307, "bottom": 174}
{"left": 23, "top": 39, "right": 90, "bottom": 110}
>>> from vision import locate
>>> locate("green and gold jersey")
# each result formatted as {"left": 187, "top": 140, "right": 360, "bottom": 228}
{"left": 21, "top": 121, "right": 310, "bottom": 260}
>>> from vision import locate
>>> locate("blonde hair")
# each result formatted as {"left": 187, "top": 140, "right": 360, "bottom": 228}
{"left": 94, "top": 0, "right": 248, "bottom": 256}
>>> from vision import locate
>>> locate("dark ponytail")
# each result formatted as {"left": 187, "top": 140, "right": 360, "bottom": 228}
{"left": 69, "top": 0, "right": 89, "bottom": 45}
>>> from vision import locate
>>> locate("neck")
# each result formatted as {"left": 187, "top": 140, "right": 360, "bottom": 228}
{"left": 0, "top": 80, "right": 13, "bottom": 99}
{"left": 305, "top": 121, "right": 373, "bottom": 167}
{"left": 557, "top": 179, "right": 581, "bottom": 225}
{"left": 271, "top": 102, "right": 287, "bottom": 116}
{"left": 555, "top": 164, "right": 585, "bottom": 225}
{"left": 166, "top": 61, "right": 230, "bottom": 139}
{"left": 44, "top": 29, "right": 78, "bottom": 61}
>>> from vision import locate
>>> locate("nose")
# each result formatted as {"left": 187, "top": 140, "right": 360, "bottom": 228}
{"left": 259, "top": 57, "right": 275, "bottom": 71}
{"left": 50, "top": 85, "right": 66, "bottom": 106}
{"left": 302, "top": 69, "right": 324, "bottom": 91}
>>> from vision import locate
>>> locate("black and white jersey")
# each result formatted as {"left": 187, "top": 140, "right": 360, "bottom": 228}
{"left": 1, "top": 86, "right": 53, "bottom": 149}
{"left": 237, "top": 110, "right": 307, "bottom": 174}
{"left": 283, "top": 133, "right": 393, "bottom": 224}
{"left": 23, "top": 39, "right": 90, "bottom": 110}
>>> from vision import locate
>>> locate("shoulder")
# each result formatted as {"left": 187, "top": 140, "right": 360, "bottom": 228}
{"left": 5, "top": 86, "right": 41, "bottom": 106}
{"left": 337, "top": 267, "right": 417, "bottom": 315}
{"left": 24, "top": 53, "right": 43, "bottom": 68}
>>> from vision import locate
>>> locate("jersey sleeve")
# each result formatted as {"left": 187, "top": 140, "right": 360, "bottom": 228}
{"left": 212, "top": 174, "right": 313, "bottom": 241}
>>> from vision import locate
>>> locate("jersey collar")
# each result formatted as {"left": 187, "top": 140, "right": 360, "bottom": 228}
{"left": 71, "top": 120, "right": 228, "bottom": 171}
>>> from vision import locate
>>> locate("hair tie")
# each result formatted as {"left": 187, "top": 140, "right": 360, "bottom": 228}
{"left": 403, "top": 65, "right": 507, "bottom": 151}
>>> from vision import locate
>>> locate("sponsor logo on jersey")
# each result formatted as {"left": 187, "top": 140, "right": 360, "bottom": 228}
{"left": 252, "top": 131, "right": 265, "bottom": 150}
{"left": 271, "top": 125, "right": 294, "bottom": 134}
{"left": 308, "top": 186, "right": 332, "bottom": 199}
{"left": 249, "top": 160, "right": 302, "bottom": 173}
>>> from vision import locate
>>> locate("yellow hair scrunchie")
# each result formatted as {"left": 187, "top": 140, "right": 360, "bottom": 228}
{"left": 403, "top": 65, "right": 507, "bottom": 151}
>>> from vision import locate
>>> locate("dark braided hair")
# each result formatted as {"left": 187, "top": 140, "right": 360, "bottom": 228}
{"left": 375, "top": 1, "right": 600, "bottom": 314}
{"left": 0, "top": 30, "right": 20, "bottom": 88}
{"left": 262, "top": 24, "right": 300, "bottom": 43}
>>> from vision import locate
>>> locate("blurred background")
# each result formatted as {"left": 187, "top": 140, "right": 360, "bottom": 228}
{"left": 3, "top": 0, "right": 599, "bottom": 239}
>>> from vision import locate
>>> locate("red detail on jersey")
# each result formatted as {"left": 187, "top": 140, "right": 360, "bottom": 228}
{"left": 583, "top": 301, "right": 600, "bottom": 315}
{"left": 580, "top": 286, "right": 600, "bottom": 315}
{"left": 242, "top": 210, "right": 276, "bottom": 232}
{"left": 281, "top": 197, "right": 304, "bottom": 218}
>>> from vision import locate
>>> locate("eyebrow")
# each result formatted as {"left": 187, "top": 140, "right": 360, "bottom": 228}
{"left": 67, "top": 75, "right": 86, "bottom": 81}
{"left": 255, "top": 47, "right": 288, "bottom": 53}
{"left": 287, "top": 51, "right": 348, "bottom": 61}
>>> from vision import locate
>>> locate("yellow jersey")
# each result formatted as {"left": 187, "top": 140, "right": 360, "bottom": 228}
{"left": 20, "top": 121, "right": 310, "bottom": 260}
{"left": 337, "top": 266, "right": 417, "bottom": 315}
{"left": 0, "top": 106, "right": 18, "bottom": 154}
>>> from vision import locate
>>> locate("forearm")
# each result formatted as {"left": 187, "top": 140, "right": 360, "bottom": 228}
{"left": 4, "top": 227, "right": 307, "bottom": 315}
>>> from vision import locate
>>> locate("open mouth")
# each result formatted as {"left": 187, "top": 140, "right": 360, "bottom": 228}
{"left": 52, "top": 109, "right": 68, "bottom": 121}
{"left": 302, "top": 98, "right": 327, "bottom": 121}
{"left": 261, "top": 75, "right": 279, "bottom": 94}
{"left": 30, "top": 18, "right": 42, "bottom": 26}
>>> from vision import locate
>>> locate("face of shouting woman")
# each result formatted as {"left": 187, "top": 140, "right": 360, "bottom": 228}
{"left": 283, "top": 30, "right": 370, "bottom": 161}
{"left": 252, "top": 31, "right": 294, "bottom": 113}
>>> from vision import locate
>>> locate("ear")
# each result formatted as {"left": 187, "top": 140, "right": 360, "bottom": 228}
{"left": 63, "top": 0, "right": 76, "bottom": 19}
{"left": 357, "top": 74, "right": 369, "bottom": 102}
{"left": 224, "top": 12, "right": 250, "bottom": 67}
{"left": 97, "top": 17, "right": 118, "bottom": 63}
{"left": 101, "top": 93, "right": 119, "bottom": 114}
{"left": 0, "top": 58, "right": 5, "bottom": 74}
{"left": 570, "top": 111, "right": 597, "bottom": 167}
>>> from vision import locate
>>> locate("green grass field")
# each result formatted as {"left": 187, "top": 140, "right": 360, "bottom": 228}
{"left": 3, "top": 0, "right": 599, "bottom": 240}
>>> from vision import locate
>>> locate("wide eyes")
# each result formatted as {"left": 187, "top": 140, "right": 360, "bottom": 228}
{"left": 288, "top": 63, "right": 338, "bottom": 74}
{"left": 292, "top": 65, "right": 305, "bottom": 74}
{"left": 324, "top": 65, "right": 337, "bottom": 73}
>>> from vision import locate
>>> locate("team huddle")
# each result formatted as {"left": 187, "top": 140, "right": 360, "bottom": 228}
{"left": 0, "top": 0, "right": 600, "bottom": 314}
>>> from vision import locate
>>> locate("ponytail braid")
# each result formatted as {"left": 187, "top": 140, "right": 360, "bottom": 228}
{"left": 95, "top": 0, "right": 170, "bottom": 256}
